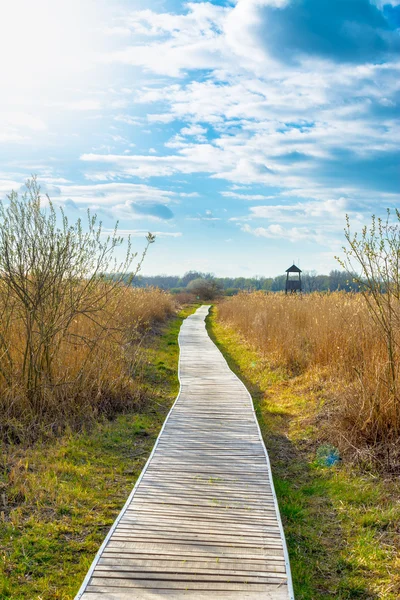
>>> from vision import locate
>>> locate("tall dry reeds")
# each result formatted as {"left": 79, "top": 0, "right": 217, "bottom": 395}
{"left": 218, "top": 292, "right": 400, "bottom": 459}
{"left": 0, "top": 179, "right": 176, "bottom": 443}
{"left": 0, "top": 284, "right": 175, "bottom": 443}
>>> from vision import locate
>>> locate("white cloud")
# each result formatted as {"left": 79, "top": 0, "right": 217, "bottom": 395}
{"left": 114, "top": 115, "right": 143, "bottom": 126}
{"left": 103, "top": 3, "right": 230, "bottom": 77}
{"left": 0, "top": 133, "right": 27, "bottom": 143}
{"left": 248, "top": 198, "right": 353, "bottom": 222}
{"left": 241, "top": 223, "right": 335, "bottom": 246}
{"left": 147, "top": 113, "right": 176, "bottom": 124}
{"left": 180, "top": 124, "right": 208, "bottom": 137}
{"left": 221, "top": 191, "right": 275, "bottom": 201}
{"left": 57, "top": 182, "right": 175, "bottom": 207}
{"left": 103, "top": 228, "right": 182, "bottom": 238}
{"left": 57, "top": 100, "right": 102, "bottom": 111}
{"left": 0, "top": 112, "right": 47, "bottom": 144}
{"left": 103, "top": 0, "right": 399, "bottom": 207}
{"left": 0, "top": 178, "right": 21, "bottom": 194}
{"left": 2, "top": 112, "right": 46, "bottom": 131}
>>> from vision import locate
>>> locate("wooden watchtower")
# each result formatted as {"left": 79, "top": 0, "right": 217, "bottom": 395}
{"left": 285, "top": 264, "right": 302, "bottom": 294}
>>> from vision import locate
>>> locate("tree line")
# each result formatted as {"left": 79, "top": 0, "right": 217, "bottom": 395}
{"left": 130, "top": 269, "right": 361, "bottom": 295}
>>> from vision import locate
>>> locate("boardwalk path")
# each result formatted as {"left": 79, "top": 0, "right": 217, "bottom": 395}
{"left": 76, "top": 306, "right": 294, "bottom": 599}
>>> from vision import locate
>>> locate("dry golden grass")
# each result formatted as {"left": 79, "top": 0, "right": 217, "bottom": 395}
{"left": 0, "top": 285, "right": 176, "bottom": 443}
{"left": 218, "top": 292, "right": 400, "bottom": 464}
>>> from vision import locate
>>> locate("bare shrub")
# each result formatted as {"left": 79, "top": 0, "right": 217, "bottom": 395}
{"left": 174, "top": 291, "right": 196, "bottom": 305}
{"left": 187, "top": 277, "right": 222, "bottom": 300}
{"left": 337, "top": 211, "right": 400, "bottom": 442}
{"left": 0, "top": 178, "right": 175, "bottom": 443}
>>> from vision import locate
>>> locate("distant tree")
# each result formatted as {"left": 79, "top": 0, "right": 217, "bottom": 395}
{"left": 225, "top": 288, "right": 240, "bottom": 296}
{"left": 302, "top": 270, "right": 319, "bottom": 293}
{"left": 125, "top": 269, "right": 358, "bottom": 294}
{"left": 187, "top": 277, "right": 223, "bottom": 301}
{"left": 329, "top": 269, "right": 348, "bottom": 291}
{"left": 179, "top": 271, "right": 205, "bottom": 287}
{"left": 315, "top": 274, "right": 330, "bottom": 291}
{"left": 261, "top": 278, "right": 273, "bottom": 291}
{"left": 328, "top": 269, "right": 360, "bottom": 292}
{"left": 271, "top": 275, "right": 286, "bottom": 291}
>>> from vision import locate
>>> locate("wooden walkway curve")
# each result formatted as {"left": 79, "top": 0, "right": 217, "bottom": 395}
{"left": 76, "top": 305, "right": 294, "bottom": 600}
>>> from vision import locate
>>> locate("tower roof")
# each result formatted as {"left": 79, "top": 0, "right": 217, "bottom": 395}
{"left": 285, "top": 264, "right": 302, "bottom": 273}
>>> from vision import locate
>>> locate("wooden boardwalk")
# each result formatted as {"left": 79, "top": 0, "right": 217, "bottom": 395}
{"left": 76, "top": 306, "right": 294, "bottom": 600}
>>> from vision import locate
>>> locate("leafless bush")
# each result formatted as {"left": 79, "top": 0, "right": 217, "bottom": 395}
{"left": 0, "top": 178, "right": 176, "bottom": 443}
{"left": 174, "top": 291, "right": 196, "bottom": 305}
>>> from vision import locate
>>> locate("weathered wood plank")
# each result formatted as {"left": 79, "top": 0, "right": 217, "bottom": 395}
{"left": 103, "top": 545, "right": 286, "bottom": 560}
{"left": 83, "top": 588, "right": 290, "bottom": 599}
{"left": 88, "top": 577, "right": 287, "bottom": 590}
{"left": 75, "top": 306, "right": 293, "bottom": 599}
{"left": 98, "top": 557, "right": 287, "bottom": 573}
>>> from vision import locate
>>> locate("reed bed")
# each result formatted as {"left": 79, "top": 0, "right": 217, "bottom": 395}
{"left": 218, "top": 292, "right": 400, "bottom": 463}
{"left": 0, "top": 285, "right": 176, "bottom": 444}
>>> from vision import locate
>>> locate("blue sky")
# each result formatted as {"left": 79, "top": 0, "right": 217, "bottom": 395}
{"left": 1, "top": 0, "right": 399, "bottom": 276}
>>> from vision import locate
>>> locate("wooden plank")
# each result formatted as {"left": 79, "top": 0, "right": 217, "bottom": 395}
{"left": 119, "top": 516, "right": 280, "bottom": 528}
{"left": 88, "top": 577, "right": 287, "bottom": 591}
{"left": 76, "top": 306, "right": 292, "bottom": 600}
{"left": 98, "top": 557, "right": 287, "bottom": 573}
{"left": 104, "top": 539, "right": 286, "bottom": 558}
{"left": 103, "top": 547, "right": 286, "bottom": 561}
{"left": 96, "top": 565, "right": 286, "bottom": 580}
{"left": 83, "top": 588, "right": 290, "bottom": 599}
{"left": 111, "top": 532, "right": 283, "bottom": 546}
{"left": 125, "top": 502, "right": 278, "bottom": 514}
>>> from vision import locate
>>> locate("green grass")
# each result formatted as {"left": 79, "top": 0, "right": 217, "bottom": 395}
{"left": 3, "top": 303, "right": 398, "bottom": 599}
{"left": 0, "top": 305, "right": 197, "bottom": 600}
{"left": 207, "top": 306, "right": 400, "bottom": 600}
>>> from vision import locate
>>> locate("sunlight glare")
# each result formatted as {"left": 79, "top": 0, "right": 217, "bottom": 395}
{"left": 0, "top": 0, "right": 106, "bottom": 109}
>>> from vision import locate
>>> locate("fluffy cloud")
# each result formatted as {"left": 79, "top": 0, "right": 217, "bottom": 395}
{"left": 84, "top": 0, "right": 399, "bottom": 209}
{"left": 4, "top": 181, "right": 180, "bottom": 224}
{"left": 232, "top": 188, "right": 397, "bottom": 250}
{"left": 55, "top": 182, "right": 175, "bottom": 206}
{"left": 248, "top": 198, "right": 352, "bottom": 221}
{"left": 104, "top": 3, "right": 229, "bottom": 77}
{"left": 241, "top": 223, "right": 330, "bottom": 245}
{"left": 102, "top": 228, "right": 182, "bottom": 238}
{"left": 226, "top": 0, "right": 400, "bottom": 65}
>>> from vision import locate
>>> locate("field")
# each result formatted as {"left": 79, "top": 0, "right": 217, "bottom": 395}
{"left": 217, "top": 291, "right": 400, "bottom": 468}
{"left": 2, "top": 289, "right": 400, "bottom": 599}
